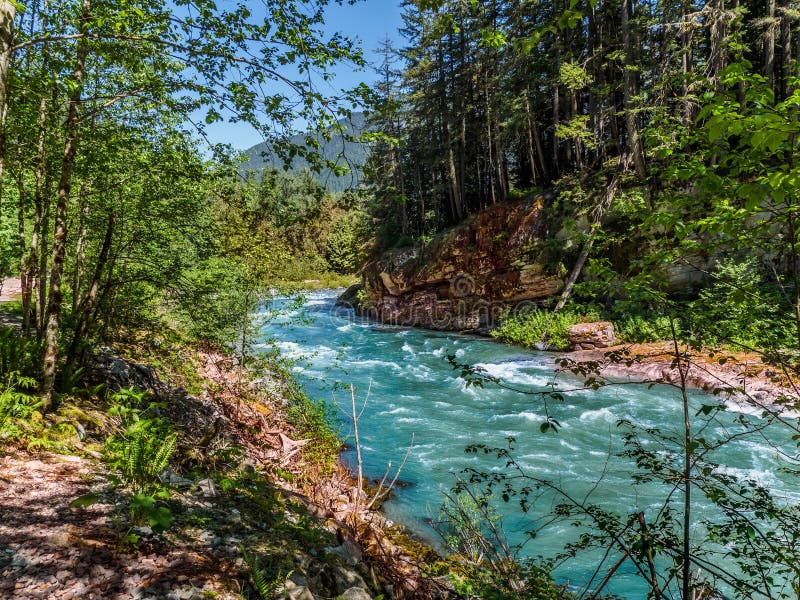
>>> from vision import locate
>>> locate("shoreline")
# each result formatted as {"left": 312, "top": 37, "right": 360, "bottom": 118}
{"left": 564, "top": 341, "right": 800, "bottom": 416}
{"left": 110, "top": 342, "right": 445, "bottom": 598}
{"left": 336, "top": 284, "right": 800, "bottom": 415}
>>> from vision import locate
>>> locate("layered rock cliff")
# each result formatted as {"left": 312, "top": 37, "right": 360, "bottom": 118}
{"left": 350, "top": 197, "right": 565, "bottom": 331}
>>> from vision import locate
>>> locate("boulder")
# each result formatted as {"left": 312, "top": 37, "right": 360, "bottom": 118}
{"left": 332, "top": 565, "right": 369, "bottom": 594}
{"left": 336, "top": 283, "right": 363, "bottom": 309}
{"left": 568, "top": 322, "right": 616, "bottom": 350}
{"left": 341, "top": 588, "right": 373, "bottom": 600}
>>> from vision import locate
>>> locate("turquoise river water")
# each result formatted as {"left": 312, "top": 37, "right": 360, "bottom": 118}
{"left": 257, "top": 290, "right": 800, "bottom": 598}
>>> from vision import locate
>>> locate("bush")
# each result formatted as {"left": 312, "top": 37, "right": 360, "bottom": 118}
{"left": 491, "top": 307, "right": 595, "bottom": 351}
{"left": 0, "top": 328, "right": 42, "bottom": 380}
{"left": 172, "top": 256, "right": 261, "bottom": 347}
{"left": 615, "top": 314, "right": 676, "bottom": 344}
{"left": 0, "top": 373, "right": 41, "bottom": 443}
{"left": 103, "top": 388, "right": 178, "bottom": 532}
{"left": 691, "top": 257, "right": 794, "bottom": 350}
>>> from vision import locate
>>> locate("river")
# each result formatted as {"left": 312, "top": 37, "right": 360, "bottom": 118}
{"left": 256, "top": 290, "right": 799, "bottom": 598}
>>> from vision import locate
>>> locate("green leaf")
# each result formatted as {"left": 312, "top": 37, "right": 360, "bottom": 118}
{"left": 70, "top": 492, "right": 101, "bottom": 508}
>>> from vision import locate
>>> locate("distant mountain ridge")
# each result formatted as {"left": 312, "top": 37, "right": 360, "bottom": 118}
{"left": 241, "top": 112, "right": 369, "bottom": 192}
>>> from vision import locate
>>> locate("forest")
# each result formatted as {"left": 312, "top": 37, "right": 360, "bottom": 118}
{"left": 0, "top": 0, "right": 799, "bottom": 599}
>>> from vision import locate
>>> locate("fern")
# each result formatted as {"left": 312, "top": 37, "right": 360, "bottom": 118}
{"left": 122, "top": 428, "right": 178, "bottom": 495}
{"left": 108, "top": 420, "right": 178, "bottom": 495}
{"left": 241, "top": 547, "right": 289, "bottom": 600}
{"left": 0, "top": 372, "right": 42, "bottom": 442}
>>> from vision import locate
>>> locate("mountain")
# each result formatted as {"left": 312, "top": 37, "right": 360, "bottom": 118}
{"left": 241, "top": 112, "right": 369, "bottom": 193}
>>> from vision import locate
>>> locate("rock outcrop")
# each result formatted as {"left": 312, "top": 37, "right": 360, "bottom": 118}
{"left": 349, "top": 197, "right": 564, "bottom": 331}
{"left": 568, "top": 321, "right": 616, "bottom": 350}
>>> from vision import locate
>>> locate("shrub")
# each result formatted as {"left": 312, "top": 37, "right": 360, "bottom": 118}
{"left": 0, "top": 373, "right": 41, "bottom": 444}
{"left": 104, "top": 388, "right": 178, "bottom": 532}
{"left": 0, "top": 328, "right": 42, "bottom": 381}
{"left": 691, "top": 257, "right": 794, "bottom": 350}
{"left": 615, "top": 314, "right": 676, "bottom": 344}
{"left": 491, "top": 307, "right": 595, "bottom": 351}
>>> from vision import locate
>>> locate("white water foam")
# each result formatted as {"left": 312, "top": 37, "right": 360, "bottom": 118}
{"left": 350, "top": 359, "right": 403, "bottom": 371}
{"left": 579, "top": 407, "right": 616, "bottom": 423}
{"left": 379, "top": 407, "right": 411, "bottom": 415}
{"left": 489, "top": 411, "right": 544, "bottom": 423}
{"left": 474, "top": 361, "right": 551, "bottom": 387}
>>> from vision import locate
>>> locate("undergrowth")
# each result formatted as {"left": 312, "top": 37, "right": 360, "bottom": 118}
{"left": 491, "top": 307, "right": 598, "bottom": 351}
{"left": 260, "top": 352, "right": 341, "bottom": 477}
{"left": 103, "top": 388, "right": 178, "bottom": 532}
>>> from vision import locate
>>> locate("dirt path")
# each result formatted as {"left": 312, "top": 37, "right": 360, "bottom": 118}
{"left": 0, "top": 453, "right": 238, "bottom": 600}
{"left": 0, "top": 278, "right": 21, "bottom": 303}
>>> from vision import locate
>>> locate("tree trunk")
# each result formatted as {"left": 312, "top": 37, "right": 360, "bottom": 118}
{"left": 766, "top": 0, "right": 776, "bottom": 91}
{"left": 41, "top": 0, "right": 91, "bottom": 406}
{"left": 708, "top": 0, "right": 725, "bottom": 85}
{"left": 780, "top": 0, "right": 793, "bottom": 100}
{"left": 525, "top": 95, "right": 539, "bottom": 185}
{"left": 493, "top": 119, "right": 507, "bottom": 203}
{"left": 531, "top": 118, "right": 548, "bottom": 182}
{"left": 16, "top": 148, "right": 33, "bottom": 335}
{"left": 66, "top": 211, "right": 115, "bottom": 369}
{"left": 447, "top": 122, "right": 463, "bottom": 221}
{"left": 0, "top": 0, "right": 16, "bottom": 203}
{"left": 681, "top": 7, "right": 694, "bottom": 126}
{"left": 554, "top": 154, "right": 631, "bottom": 312}
{"left": 622, "top": 0, "right": 647, "bottom": 179}
{"left": 486, "top": 82, "right": 496, "bottom": 205}
{"left": 72, "top": 183, "right": 90, "bottom": 315}
{"left": 33, "top": 1, "right": 51, "bottom": 339}
{"left": 37, "top": 167, "right": 52, "bottom": 341}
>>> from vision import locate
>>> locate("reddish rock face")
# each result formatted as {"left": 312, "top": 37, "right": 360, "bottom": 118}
{"left": 567, "top": 321, "right": 616, "bottom": 350}
{"left": 359, "top": 197, "right": 564, "bottom": 332}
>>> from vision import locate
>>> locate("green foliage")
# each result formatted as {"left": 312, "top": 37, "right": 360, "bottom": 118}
{"left": 213, "top": 171, "right": 368, "bottom": 285}
{"left": 436, "top": 483, "right": 577, "bottom": 600}
{"left": 115, "top": 424, "right": 178, "bottom": 496}
{"left": 689, "top": 258, "right": 793, "bottom": 350}
{"left": 0, "top": 328, "right": 41, "bottom": 381}
{"left": 242, "top": 547, "right": 290, "bottom": 600}
{"left": 104, "top": 390, "right": 178, "bottom": 495}
{"left": 128, "top": 493, "right": 174, "bottom": 533}
{"left": 491, "top": 307, "right": 596, "bottom": 351}
{"left": 0, "top": 373, "right": 42, "bottom": 444}
{"left": 171, "top": 256, "right": 261, "bottom": 348}
{"left": 558, "top": 62, "right": 593, "bottom": 91}
{"left": 0, "top": 372, "right": 81, "bottom": 452}
{"left": 325, "top": 212, "right": 367, "bottom": 274}
{"left": 615, "top": 314, "right": 675, "bottom": 344}
{"left": 103, "top": 388, "right": 178, "bottom": 532}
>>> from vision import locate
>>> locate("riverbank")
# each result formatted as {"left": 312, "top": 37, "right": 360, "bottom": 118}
{"left": 340, "top": 282, "right": 800, "bottom": 413}
{"left": 0, "top": 322, "right": 444, "bottom": 599}
{"left": 564, "top": 341, "right": 800, "bottom": 415}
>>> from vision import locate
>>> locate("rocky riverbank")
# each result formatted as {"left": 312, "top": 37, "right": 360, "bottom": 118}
{"left": 564, "top": 342, "right": 800, "bottom": 415}
{"left": 354, "top": 196, "right": 564, "bottom": 331}
{"left": 0, "top": 334, "right": 445, "bottom": 600}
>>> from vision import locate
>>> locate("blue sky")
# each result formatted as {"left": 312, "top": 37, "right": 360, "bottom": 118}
{"left": 202, "top": 1, "right": 404, "bottom": 150}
